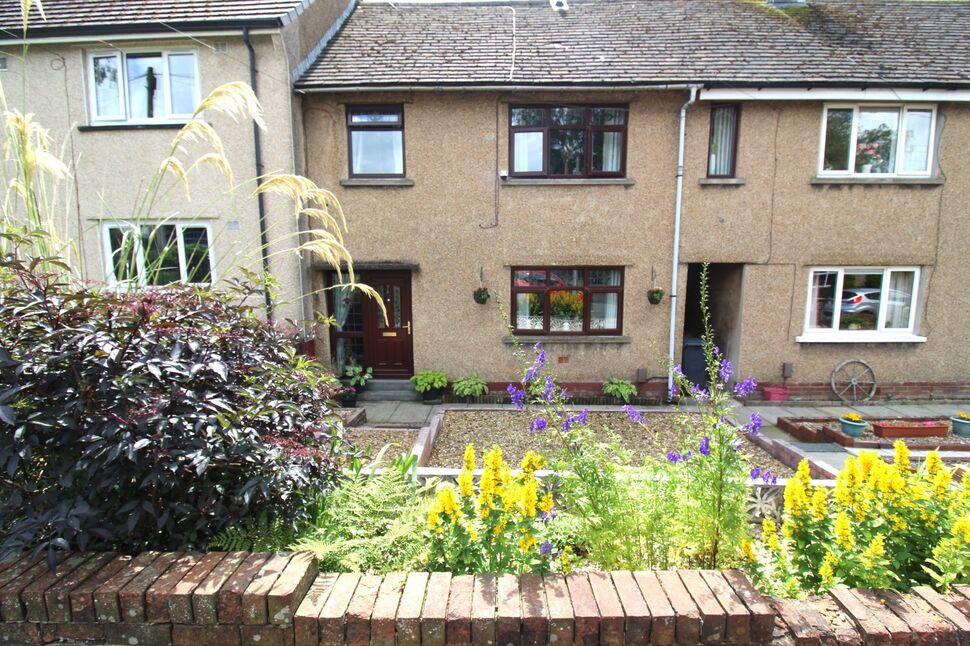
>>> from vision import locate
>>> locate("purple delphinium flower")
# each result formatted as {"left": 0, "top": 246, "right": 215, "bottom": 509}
{"left": 732, "top": 439, "right": 742, "bottom": 452}
{"left": 699, "top": 436, "right": 711, "bottom": 456}
{"left": 666, "top": 451, "right": 683, "bottom": 464}
{"left": 761, "top": 469, "right": 777, "bottom": 485}
{"left": 542, "top": 376, "right": 557, "bottom": 402}
{"left": 535, "top": 348, "right": 546, "bottom": 371}
{"left": 733, "top": 377, "right": 758, "bottom": 399}
{"left": 507, "top": 384, "right": 526, "bottom": 410}
{"left": 624, "top": 404, "right": 644, "bottom": 424}
{"left": 523, "top": 366, "right": 538, "bottom": 384}
{"left": 742, "top": 412, "right": 763, "bottom": 435}
{"left": 668, "top": 381, "right": 678, "bottom": 401}
{"left": 541, "top": 508, "right": 557, "bottom": 523}
{"left": 750, "top": 467, "right": 761, "bottom": 480}
{"left": 689, "top": 385, "right": 709, "bottom": 403}
{"left": 530, "top": 417, "right": 548, "bottom": 432}
{"left": 719, "top": 358, "right": 733, "bottom": 383}
{"left": 685, "top": 450, "right": 694, "bottom": 461}
{"left": 539, "top": 542, "right": 554, "bottom": 556}
{"left": 568, "top": 408, "right": 589, "bottom": 428}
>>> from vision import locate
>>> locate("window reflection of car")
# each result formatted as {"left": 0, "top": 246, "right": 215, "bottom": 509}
{"left": 514, "top": 271, "right": 568, "bottom": 287}
{"left": 823, "top": 288, "right": 909, "bottom": 315}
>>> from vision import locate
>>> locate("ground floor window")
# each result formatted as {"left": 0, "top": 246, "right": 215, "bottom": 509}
{"left": 511, "top": 266, "right": 623, "bottom": 335}
{"left": 103, "top": 222, "right": 213, "bottom": 285}
{"left": 804, "top": 267, "right": 919, "bottom": 336}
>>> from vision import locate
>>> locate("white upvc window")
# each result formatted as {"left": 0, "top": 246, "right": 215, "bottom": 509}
{"left": 798, "top": 267, "right": 925, "bottom": 343}
{"left": 102, "top": 222, "right": 215, "bottom": 286}
{"left": 88, "top": 50, "right": 199, "bottom": 124}
{"left": 818, "top": 104, "right": 936, "bottom": 177}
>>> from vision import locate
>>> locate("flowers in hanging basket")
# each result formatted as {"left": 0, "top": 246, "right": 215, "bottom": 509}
{"left": 841, "top": 412, "right": 863, "bottom": 422}
{"left": 473, "top": 287, "right": 490, "bottom": 304}
{"left": 647, "top": 287, "right": 665, "bottom": 304}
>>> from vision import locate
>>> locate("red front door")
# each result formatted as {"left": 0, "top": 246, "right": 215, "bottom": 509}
{"left": 362, "top": 271, "right": 414, "bottom": 378}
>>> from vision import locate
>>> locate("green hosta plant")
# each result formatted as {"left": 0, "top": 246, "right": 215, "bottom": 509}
{"left": 602, "top": 377, "right": 637, "bottom": 403}
{"left": 411, "top": 370, "right": 448, "bottom": 393}
{"left": 452, "top": 374, "right": 489, "bottom": 398}
{"left": 344, "top": 362, "right": 373, "bottom": 389}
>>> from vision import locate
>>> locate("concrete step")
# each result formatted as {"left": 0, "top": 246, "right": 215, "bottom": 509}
{"left": 358, "top": 389, "right": 421, "bottom": 402}
{"left": 366, "top": 379, "right": 415, "bottom": 391}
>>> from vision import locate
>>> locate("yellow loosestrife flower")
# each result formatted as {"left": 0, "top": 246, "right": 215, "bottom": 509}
{"left": 740, "top": 540, "right": 756, "bottom": 562}
{"left": 463, "top": 444, "right": 476, "bottom": 471}
{"left": 818, "top": 562, "right": 835, "bottom": 587}
{"left": 810, "top": 487, "right": 828, "bottom": 521}
{"left": 762, "top": 518, "right": 780, "bottom": 551}
{"left": 834, "top": 512, "right": 854, "bottom": 549}
{"left": 953, "top": 516, "right": 970, "bottom": 546}
{"left": 783, "top": 476, "right": 809, "bottom": 517}
{"left": 437, "top": 485, "right": 460, "bottom": 522}
{"left": 457, "top": 470, "right": 474, "bottom": 498}
{"left": 521, "top": 450, "right": 546, "bottom": 474}
{"left": 795, "top": 459, "right": 812, "bottom": 487}
{"left": 924, "top": 451, "right": 944, "bottom": 478}
{"left": 893, "top": 440, "right": 911, "bottom": 473}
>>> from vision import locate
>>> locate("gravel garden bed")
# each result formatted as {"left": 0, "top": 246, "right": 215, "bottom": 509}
{"left": 345, "top": 429, "right": 418, "bottom": 456}
{"left": 428, "top": 410, "right": 794, "bottom": 476}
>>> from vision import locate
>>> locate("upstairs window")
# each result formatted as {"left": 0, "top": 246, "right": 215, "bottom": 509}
{"left": 509, "top": 105, "right": 627, "bottom": 178}
{"left": 104, "top": 222, "right": 213, "bottom": 285}
{"left": 89, "top": 51, "right": 198, "bottom": 123}
{"left": 803, "top": 267, "right": 920, "bottom": 338}
{"left": 511, "top": 267, "right": 623, "bottom": 335}
{"left": 819, "top": 105, "right": 936, "bottom": 177}
{"left": 347, "top": 105, "right": 405, "bottom": 177}
{"left": 707, "top": 104, "right": 740, "bottom": 178}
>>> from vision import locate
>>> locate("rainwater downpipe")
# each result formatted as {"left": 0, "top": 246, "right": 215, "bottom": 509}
{"left": 243, "top": 27, "right": 275, "bottom": 320}
{"left": 667, "top": 85, "right": 700, "bottom": 399}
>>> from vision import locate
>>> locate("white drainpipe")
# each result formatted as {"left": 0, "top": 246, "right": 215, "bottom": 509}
{"left": 667, "top": 85, "right": 700, "bottom": 399}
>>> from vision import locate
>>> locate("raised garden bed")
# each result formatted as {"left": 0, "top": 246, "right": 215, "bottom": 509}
{"left": 778, "top": 416, "right": 970, "bottom": 450}
{"left": 344, "top": 428, "right": 418, "bottom": 456}
{"left": 871, "top": 419, "right": 949, "bottom": 439}
{"left": 426, "top": 410, "right": 795, "bottom": 477}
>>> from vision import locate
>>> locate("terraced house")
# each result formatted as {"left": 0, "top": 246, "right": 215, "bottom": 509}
{"left": 298, "top": 0, "right": 970, "bottom": 400}
{"left": 5, "top": 0, "right": 970, "bottom": 401}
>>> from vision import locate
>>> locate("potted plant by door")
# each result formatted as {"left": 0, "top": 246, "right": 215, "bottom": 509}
{"left": 452, "top": 374, "right": 489, "bottom": 403}
{"left": 344, "top": 362, "right": 373, "bottom": 393}
{"left": 473, "top": 287, "right": 490, "bottom": 304}
{"left": 411, "top": 370, "right": 449, "bottom": 402}
{"left": 838, "top": 412, "right": 867, "bottom": 437}
{"left": 951, "top": 411, "right": 970, "bottom": 437}
{"left": 335, "top": 386, "right": 357, "bottom": 408}
{"left": 647, "top": 287, "right": 665, "bottom": 305}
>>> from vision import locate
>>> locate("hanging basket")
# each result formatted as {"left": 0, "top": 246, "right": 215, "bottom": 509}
{"left": 473, "top": 288, "right": 490, "bottom": 304}
{"left": 647, "top": 288, "right": 665, "bottom": 305}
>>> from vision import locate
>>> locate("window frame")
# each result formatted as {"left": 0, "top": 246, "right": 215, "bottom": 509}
{"left": 706, "top": 103, "right": 741, "bottom": 179}
{"left": 817, "top": 104, "right": 937, "bottom": 178}
{"left": 800, "top": 266, "right": 921, "bottom": 341}
{"left": 510, "top": 266, "right": 624, "bottom": 336}
{"left": 346, "top": 104, "right": 406, "bottom": 179}
{"left": 87, "top": 49, "right": 200, "bottom": 125}
{"left": 101, "top": 221, "right": 216, "bottom": 286}
{"left": 508, "top": 104, "right": 629, "bottom": 179}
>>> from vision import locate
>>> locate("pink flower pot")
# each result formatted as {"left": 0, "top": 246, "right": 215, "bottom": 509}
{"left": 762, "top": 386, "right": 791, "bottom": 401}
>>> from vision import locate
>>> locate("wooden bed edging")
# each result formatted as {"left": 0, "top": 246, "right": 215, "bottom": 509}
{"left": 0, "top": 551, "right": 968, "bottom": 645}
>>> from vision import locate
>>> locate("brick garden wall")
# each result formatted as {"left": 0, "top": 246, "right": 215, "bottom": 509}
{"left": 0, "top": 551, "right": 968, "bottom": 645}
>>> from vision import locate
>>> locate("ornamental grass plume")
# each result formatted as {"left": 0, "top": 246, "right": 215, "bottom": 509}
{"left": 744, "top": 440, "right": 969, "bottom": 595}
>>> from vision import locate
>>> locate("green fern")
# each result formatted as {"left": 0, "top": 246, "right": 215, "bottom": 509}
{"left": 209, "top": 510, "right": 298, "bottom": 552}
{"left": 293, "top": 468, "right": 431, "bottom": 573}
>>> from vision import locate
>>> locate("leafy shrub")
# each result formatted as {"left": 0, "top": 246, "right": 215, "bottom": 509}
{"left": 602, "top": 377, "right": 637, "bottom": 403}
{"left": 411, "top": 370, "right": 448, "bottom": 393}
{"left": 344, "top": 362, "right": 373, "bottom": 389}
{"left": 744, "top": 445, "right": 969, "bottom": 594}
{"left": 427, "top": 445, "right": 568, "bottom": 574}
{"left": 452, "top": 374, "right": 488, "bottom": 398}
{"left": 0, "top": 255, "right": 352, "bottom": 557}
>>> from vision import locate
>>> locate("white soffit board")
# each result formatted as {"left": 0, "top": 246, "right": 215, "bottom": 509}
{"left": 700, "top": 88, "right": 970, "bottom": 102}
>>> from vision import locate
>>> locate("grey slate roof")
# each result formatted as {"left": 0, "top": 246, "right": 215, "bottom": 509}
{"left": 0, "top": 0, "right": 315, "bottom": 37}
{"left": 296, "top": 0, "right": 970, "bottom": 90}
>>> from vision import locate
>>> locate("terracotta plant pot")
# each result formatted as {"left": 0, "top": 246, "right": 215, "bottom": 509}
{"left": 839, "top": 418, "right": 867, "bottom": 437}
{"left": 762, "top": 386, "right": 791, "bottom": 401}
{"left": 872, "top": 420, "right": 948, "bottom": 439}
{"left": 951, "top": 416, "right": 970, "bottom": 437}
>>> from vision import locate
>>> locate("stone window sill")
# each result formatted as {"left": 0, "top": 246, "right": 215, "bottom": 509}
{"left": 796, "top": 332, "right": 926, "bottom": 344}
{"left": 78, "top": 123, "right": 185, "bottom": 132}
{"left": 501, "top": 177, "right": 635, "bottom": 187}
{"left": 502, "top": 335, "right": 631, "bottom": 345}
{"left": 340, "top": 177, "right": 415, "bottom": 187}
{"left": 698, "top": 177, "right": 746, "bottom": 186}
{"left": 810, "top": 176, "right": 944, "bottom": 186}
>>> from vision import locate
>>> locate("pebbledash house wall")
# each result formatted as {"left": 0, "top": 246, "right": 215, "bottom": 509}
{"left": 0, "top": 0, "right": 353, "bottom": 324}
{"left": 303, "top": 90, "right": 970, "bottom": 395}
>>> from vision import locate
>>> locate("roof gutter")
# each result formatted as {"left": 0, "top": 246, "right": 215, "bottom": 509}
{"left": 242, "top": 26, "right": 275, "bottom": 321}
{"left": 0, "top": 28, "right": 279, "bottom": 45}
{"left": 295, "top": 83, "right": 698, "bottom": 94}
{"left": 668, "top": 85, "right": 700, "bottom": 400}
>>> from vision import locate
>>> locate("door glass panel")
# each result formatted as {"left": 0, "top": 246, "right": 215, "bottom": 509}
{"left": 588, "top": 269, "right": 621, "bottom": 286}
{"left": 516, "top": 293, "right": 544, "bottom": 330}
{"left": 392, "top": 286, "right": 402, "bottom": 327}
{"left": 883, "top": 271, "right": 915, "bottom": 329}
{"left": 590, "top": 293, "right": 618, "bottom": 329}
{"left": 838, "top": 271, "right": 882, "bottom": 331}
{"left": 376, "top": 285, "right": 402, "bottom": 328}
{"left": 513, "top": 131, "right": 544, "bottom": 173}
{"left": 127, "top": 53, "right": 166, "bottom": 119}
{"left": 549, "top": 130, "right": 586, "bottom": 175}
{"left": 549, "top": 290, "right": 584, "bottom": 331}
{"left": 809, "top": 271, "right": 837, "bottom": 329}
{"left": 334, "top": 337, "right": 365, "bottom": 375}
{"left": 823, "top": 108, "right": 853, "bottom": 171}
{"left": 855, "top": 108, "right": 899, "bottom": 174}
{"left": 332, "top": 286, "right": 362, "bottom": 332}
{"left": 592, "top": 131, "right": 622, "bottom": 172}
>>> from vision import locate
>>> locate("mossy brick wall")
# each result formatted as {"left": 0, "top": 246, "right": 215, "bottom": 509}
{"left": 0, "top": 551, "right": 968, "bottom": 644}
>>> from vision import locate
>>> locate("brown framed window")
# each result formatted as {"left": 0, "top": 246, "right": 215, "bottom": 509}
{"left": 707, "top": 104, "right": 740, "bottom": 178}
{"left": 347, "top": 105, "right": 405, "bottom": 177}
{"left": 509, "top": 105, "right": 627, "bottom": 178}
{"left": 511, "top": 267, "right": 624, "bottom": 335}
